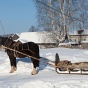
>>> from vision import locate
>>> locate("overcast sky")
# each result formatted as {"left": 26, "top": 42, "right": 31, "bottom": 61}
{"left": 0, "top": 0, "right": 37, "bottom": 35}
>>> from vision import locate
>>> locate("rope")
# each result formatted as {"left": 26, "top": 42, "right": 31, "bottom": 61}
{"left": 3, "top": 45, "right": 58, "bottom": 68}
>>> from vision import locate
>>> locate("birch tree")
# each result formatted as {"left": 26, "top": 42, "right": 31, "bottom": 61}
{"left": 34, "top": 0, "right": 88, "bottom": 42}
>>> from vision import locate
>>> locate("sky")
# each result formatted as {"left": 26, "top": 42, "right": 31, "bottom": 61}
{"left": 0, "top": 0, "right": 37, "bottom": 35}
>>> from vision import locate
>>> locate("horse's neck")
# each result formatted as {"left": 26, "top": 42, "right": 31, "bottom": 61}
{"left": 13, "top": 42, "right": 19, "bottom": 47}
{"left": 5, "top": 40, "right": 14, "bottom": 48}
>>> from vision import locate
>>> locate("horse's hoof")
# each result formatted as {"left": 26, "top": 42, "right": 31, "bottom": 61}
{"left": 10, "top": 70, "right": 14, "bottom": 73}
{"left": 31, "top": 72, "right": 36, "bottom": 75}
{"left": 13, "top": 67, "right": 17, "bottom": 71}
{"left": 10, "top": 66, "right": 15, "bottom": 73}
{"left": 31, "top": 68, "right": 37, "bottom": 75}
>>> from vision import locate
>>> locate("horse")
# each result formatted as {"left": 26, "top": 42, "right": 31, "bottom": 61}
{"left": 0, "top": 36, "right": 40, "bottom": 75}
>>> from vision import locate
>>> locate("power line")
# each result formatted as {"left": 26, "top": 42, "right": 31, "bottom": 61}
{"left": 35, "top": 0, "right": 82, "bottom": 22}
{"left": 0, "top": 20, "right": 5, "bottom": 35}
{"left": 36, "top": 0, "right": 60, "bottom": 13}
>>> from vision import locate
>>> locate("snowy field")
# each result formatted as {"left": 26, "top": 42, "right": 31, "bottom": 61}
{"left": 0, "top": 47, "right": 88, "bottom": 88}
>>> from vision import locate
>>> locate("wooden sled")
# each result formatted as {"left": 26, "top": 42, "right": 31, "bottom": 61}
{"left": 55, "top": 53, "right": 88, "bottom": 75}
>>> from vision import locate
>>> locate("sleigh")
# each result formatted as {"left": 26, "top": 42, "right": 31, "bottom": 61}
{"left": 54, "top": 53, "right": 88, "bottom": 75}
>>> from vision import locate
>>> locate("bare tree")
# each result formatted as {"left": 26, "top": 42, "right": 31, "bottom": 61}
{"left": 34, "top": 0, "right": 88, "bottom": 42}
{"left": 29, "top": 25, "right": 39, "bottom": 32}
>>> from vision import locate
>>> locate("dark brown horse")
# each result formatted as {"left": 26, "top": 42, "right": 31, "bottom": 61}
{"left": 0, "top": 36, "right": 40, "bottom": 75}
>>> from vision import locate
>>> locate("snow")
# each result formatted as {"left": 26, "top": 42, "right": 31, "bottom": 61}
{"left": 82, "top": 29, "right": 88, "bottom": 35}
{"left": 81, "top": 41, "right": 88, "bottom": 43}
{"left": 0, "top": 48, "right": 88, "bottom": 88}
{"left": 69, "top": 29, "right": 88, "bottom": 35}
{"left": 17, "top": 32, "right": 57, "bottom": 43}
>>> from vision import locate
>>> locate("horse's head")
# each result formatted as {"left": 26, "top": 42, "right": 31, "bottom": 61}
{"left": 0, "top": 36, "right": 6, "bottom": 46}
{"left": 0, "top": 36, "right": 13, "bottom": 47}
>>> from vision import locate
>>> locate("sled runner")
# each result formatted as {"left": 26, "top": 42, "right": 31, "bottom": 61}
{"left": 55, "top": 53, "right": 88, "bottom": 75}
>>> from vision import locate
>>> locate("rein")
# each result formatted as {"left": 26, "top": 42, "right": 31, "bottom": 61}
{"left": 3, "top": 45, "right": 58, "bottom": 68}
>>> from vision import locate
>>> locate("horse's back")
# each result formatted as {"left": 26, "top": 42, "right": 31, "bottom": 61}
{"left": 18, "top": 42, "right": 39, "bottom": 57}
{"left": 23, "top": 42, "right": 39, "bottom": 51}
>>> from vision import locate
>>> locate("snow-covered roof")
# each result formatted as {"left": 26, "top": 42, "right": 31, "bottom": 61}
{"left": 17, "top": 32, "right": 57, "bottom": 43}
{"left": 69, "top": 29, "right": 88, "bottom": 35}
{"left": 81, "top": 29, "right": 88, "bottom": 35}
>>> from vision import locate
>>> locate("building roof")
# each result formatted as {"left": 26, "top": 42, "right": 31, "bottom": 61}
{"left": 82, "top": 29, "right": 88, "bottom": 35}
{"left": 16, "top": 31, "right": 57, "bottom": 43}
{"left": 69, "top": 29, "right": 88, "bottom": 35}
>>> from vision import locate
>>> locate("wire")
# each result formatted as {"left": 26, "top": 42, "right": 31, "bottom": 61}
{"left": 36, "top": 0, "right": 82, "bottom": 22}
{"left": 36, "top": 0, "right": 60, "bottom": 13}
{"left": 0, "top": 20, "right": 5, "bottom": 35}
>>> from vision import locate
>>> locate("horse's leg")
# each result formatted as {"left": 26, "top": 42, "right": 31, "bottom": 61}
{"left": 13, "top": 57, "right": 17, "bottom": 71}
{"left": 8, "top": 54, "right": 17, "bottom": 73}
{"left": 31, "top": 58, "right": 39, "bottom": 75}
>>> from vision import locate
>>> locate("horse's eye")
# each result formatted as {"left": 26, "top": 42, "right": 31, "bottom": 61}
{"left": 9, "top": 37, "right": 12, "bottom": 39}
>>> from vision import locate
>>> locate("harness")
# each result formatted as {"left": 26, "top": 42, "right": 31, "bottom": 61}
{"left": 13, "top": 42, "right": 36, "bottom": 57}
{"left": 4, "top": 38, "right": 35, "bottom": 58}
{"left": 13, "top": 41, "right": 21, "bottom": 57}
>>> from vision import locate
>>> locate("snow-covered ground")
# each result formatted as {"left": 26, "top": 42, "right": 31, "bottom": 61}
{"left": 0, "top": 47, "right": 88, "bottom": 88}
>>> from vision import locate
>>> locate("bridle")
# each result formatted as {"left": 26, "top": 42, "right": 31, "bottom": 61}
{"left": 4, "top": 37, "right": 13, "bottom": 48}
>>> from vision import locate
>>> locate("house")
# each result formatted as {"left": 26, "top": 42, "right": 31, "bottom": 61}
{"left": 69, "top": 30, "right": 88, "bottom": 42}
{"left": 16, "top": 31, "right": 58, "bottom": 48}
{"left": 69, "top": 29, "right": 88, "bottom": 49}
